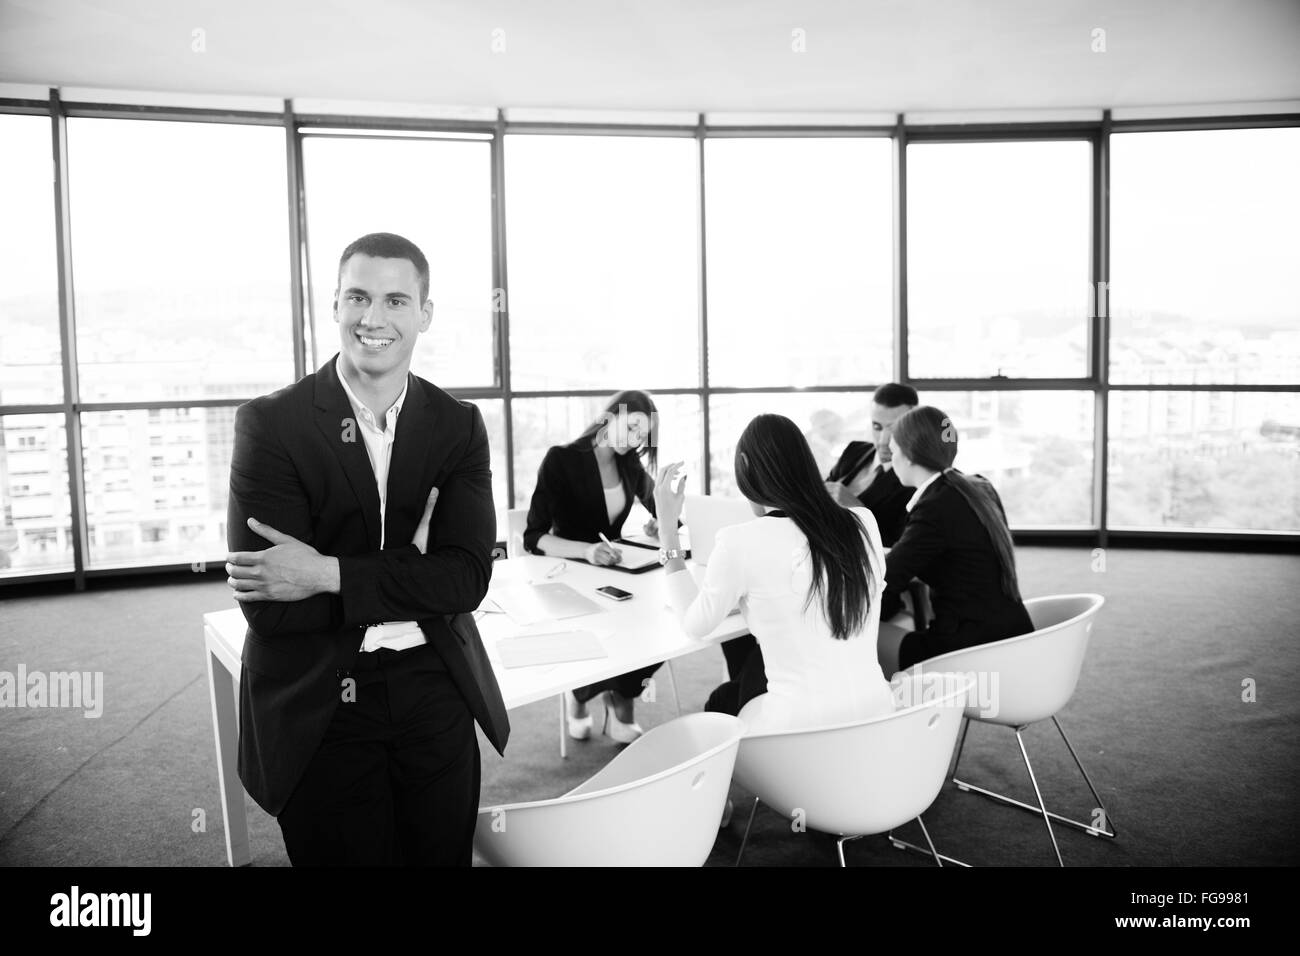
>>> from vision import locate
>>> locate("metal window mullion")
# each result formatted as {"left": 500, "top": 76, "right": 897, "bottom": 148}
{"left": 284, "top": 100, "right": 308, "bottom": 381}
{"left": 1095, "top": 111, "right": 1112, "bottom": 547}
{"left": 493, "top": 111, "right": 516, "bottom": 508}
{"left": 696, "top": 116, "right": 712, "bottom": 494}
{"left": 50, "top": 91, "right": 88, "bottom": 589}
{"left": 893, "top": 115, "right": 908, "bottom": 385}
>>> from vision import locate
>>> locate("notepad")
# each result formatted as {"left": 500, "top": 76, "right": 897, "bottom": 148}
{"left": 497, "top": 630, "right": 608, "bottom": 668}
{"left": 612, "top": 546, "right": 661, "bottom": 571}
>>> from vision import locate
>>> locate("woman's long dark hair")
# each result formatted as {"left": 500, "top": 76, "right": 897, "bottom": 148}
{"left": 569, "top": 390, "right": 659, "bottom": 496}
{"left": 891, "top": 405, "right": 1022, "bottom": 602}
{"left": 734, "top": 414, "right": 874, "bottom": 640}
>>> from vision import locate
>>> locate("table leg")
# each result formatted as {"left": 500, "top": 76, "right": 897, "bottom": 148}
{"left": 205, "top": 642, "right": 251, "bottom": 867}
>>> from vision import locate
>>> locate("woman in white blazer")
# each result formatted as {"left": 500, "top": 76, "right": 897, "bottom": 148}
{"left": 654, "top": 413, "right": 895, "bottom": 735}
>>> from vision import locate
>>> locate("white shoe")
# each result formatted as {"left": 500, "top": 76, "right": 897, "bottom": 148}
{"left": 566, "top": 691, "right": 592, "bottom": 740}
{"left": 602, "top": 706, "right": 644, "bottom": 744}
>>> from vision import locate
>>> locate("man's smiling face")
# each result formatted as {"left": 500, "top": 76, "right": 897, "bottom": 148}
{"left": 334, "top": 253, "right": 431, "bottom": 379}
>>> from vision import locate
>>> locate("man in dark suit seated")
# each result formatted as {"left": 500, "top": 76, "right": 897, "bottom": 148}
{"left": 824, "top": 382, "right": 918, "bottom": 547}
{"left": 223, "top": 232, "right": 508, "bottom": 865}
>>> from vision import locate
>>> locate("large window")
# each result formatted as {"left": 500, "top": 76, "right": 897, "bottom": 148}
{"left": 0, "top": 115, "right": 62, "bottom": 407}
{"left": 1108, "top": 391, "right": 1300, "bottom": 531}
{"left": 301, "top": 132, "right": 495, "bottom": 387}
{"left": 907, "top": 140, "right": 1092, "bottom": 379}
{"left": 80, "top": 408, "right": 230, "bottom": 568}
{"left": 1110, "top": 127, "right": 1300, "bottom": 385}
{"left": 4, "top": 100, "right": 1299, "bottom": 585}
{"left": 0, "top": 414, "right": 72, "bottom": 576}
{"left": 505, "top": 135, "right": 700, "bottom": 391}
{"left": 705, "top": 138, "right": 893, "bottom": 387}
{"left": 66, "top": 119, "right": 294, "bottom": 402}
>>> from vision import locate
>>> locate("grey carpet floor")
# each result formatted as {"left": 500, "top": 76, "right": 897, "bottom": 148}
{"left": 1, "top": 545, "right": 1296, "bottom": 867}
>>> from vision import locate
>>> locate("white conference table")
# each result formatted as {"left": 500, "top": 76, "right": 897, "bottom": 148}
{"left": 202, "top": 553, "right": 747, "bottom": 867}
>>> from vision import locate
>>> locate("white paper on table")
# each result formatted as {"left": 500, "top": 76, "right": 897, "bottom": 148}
{"left": 497, "top": 629, "right": 609, "bottom": 668}
{"left": 612, "top": 547, "right": 660, "bottom": 571}
{"left": 488, "top": 582, "right": 603, "bottom": 626}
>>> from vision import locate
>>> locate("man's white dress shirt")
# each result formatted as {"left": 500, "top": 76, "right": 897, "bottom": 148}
{"left": 337, "top": 358, "right": 426, "bottom": 653}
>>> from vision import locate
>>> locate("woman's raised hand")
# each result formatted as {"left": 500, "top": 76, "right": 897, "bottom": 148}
{"left": 654, "top": 461, "right": 687, "bottom": 527}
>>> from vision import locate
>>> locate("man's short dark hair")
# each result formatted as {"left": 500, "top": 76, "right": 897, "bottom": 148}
{"left": 337, "top": 232, "right": 430, "bottom": 303}
{"left": 872, "top": 382, "right": 919, "bottom": 409}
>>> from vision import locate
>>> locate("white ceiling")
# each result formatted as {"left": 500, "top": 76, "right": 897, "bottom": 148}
{"left": 1, "top": 0, "right": 1298, "bottom": 116}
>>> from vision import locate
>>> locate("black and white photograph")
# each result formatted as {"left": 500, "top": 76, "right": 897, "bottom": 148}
{"left": 0, "top": 0, "right": 1296, "bottom": 930}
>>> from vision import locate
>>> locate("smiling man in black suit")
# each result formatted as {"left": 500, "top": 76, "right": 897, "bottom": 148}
{"left": 224, "top": 232, "right": 507, "bottom": 866}
{"left": 824, "top": 382, "right": 918, "bottom": 547}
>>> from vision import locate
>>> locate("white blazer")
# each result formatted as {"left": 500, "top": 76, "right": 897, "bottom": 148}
{"left": 667, "top": 506, "right": 895, "bottom": 734}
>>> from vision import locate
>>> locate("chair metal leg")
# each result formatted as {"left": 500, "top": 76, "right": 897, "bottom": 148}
{"left": 887, "top": 821, "right": 971, "bottom": 867}
{"left": 951, "top": 722, "right": 1116, "bottom": 840}
{"left": 915, "top": 815, "right": 943, "bottom": 867}
{"left": 735, "top": 797, "right": 760, "bottom": 867}
{"left": 949, "top": 715, "right": 972, "bottom": 781}
{"left": 1014, "top": 729, "right": 1064, "bottom": 866}
{"left": 836, "top": 836, "right": 849, "bottom": 867}
{"left": 1054, "top": 716, "right": 1116, "bottom": 837}
{"left": 665, "top": 660, "right": 684, "bottom": 716}
{"left": 558, "top": 694, "right": 567, "bottom": 759}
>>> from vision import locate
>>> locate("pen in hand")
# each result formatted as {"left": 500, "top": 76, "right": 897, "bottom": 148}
{"left": 598, "top": 532, "right": 623, "bottom": 566}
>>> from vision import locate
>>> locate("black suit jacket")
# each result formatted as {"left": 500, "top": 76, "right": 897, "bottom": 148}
{"left": 227, "top": 356, "right": 509, "bottom": 816}
{"left": 522, "top": 444, "right": 656, "bottom": 554}
{"left": 881, "top": 473, "right": 1032, "bottom": 646}
{"left": 826, "top": 441, "right": 911, "bottom": 547}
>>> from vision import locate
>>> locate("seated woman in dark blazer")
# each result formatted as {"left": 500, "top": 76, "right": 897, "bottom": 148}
{"left": 523, "top": 389, "right": 663, "bottom": 744}
{"left": 878, "top": 405, "right": 1034, "bottom": 674}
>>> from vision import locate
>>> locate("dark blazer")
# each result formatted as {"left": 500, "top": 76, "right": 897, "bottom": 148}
{"left": 826, "top": 441, "right": 912, "bottom": 547}
{"left": 881, "top": 473, "right": 1033, "bottom": 654}
{"left": 523, "top": 443, "right": 657, "bottom": 554}
{"left": 227, "top": 355, "right": 509, "bottom": 816}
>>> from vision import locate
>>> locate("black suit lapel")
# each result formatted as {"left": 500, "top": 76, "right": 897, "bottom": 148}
{"left": 579, "top": 447, "right": 612, "bottom": 537}
{"left": 385, "top": 376, "right": 445, "bottom": 548}
{"left": 313, "top": 356, "right": 381, "bottom": 550}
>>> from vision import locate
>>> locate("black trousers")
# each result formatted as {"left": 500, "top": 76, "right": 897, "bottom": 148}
{"left": 277, "top": 641, "right": 480, "bottom": 866}
{"left": 898, "top": 603, "right": 1036, "bottom": 672}
{"left": 573, "top": 662, "right": 662, "bottom": 704}
{"left": 705, "top": 638, "right": 768, "bottom": 717}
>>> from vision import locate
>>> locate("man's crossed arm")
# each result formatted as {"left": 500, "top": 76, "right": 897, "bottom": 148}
{"left": 225, "top": 400, "right": 494, "bottom": 638}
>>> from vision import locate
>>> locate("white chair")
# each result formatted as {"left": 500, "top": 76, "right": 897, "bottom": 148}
{"left": 891, "top": 593, "right": 1111, "bottom": 866}
{"left": 474, "top": 712, "right": 745, "bottom": 866}
{"left": 505, "top": 508, "right": 528, "bottom": 559}
{"left": 732, "top": 672, "right": 974, "bottom": 867}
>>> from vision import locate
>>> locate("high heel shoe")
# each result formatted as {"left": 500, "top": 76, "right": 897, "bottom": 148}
{"left": 565, "top": 691, "right": 593, "bottom": 741}
{"left": 601, "top": 700, "right": 644, "bottom": 744}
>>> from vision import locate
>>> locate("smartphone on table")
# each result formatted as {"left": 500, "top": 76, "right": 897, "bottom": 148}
{"left": 595, "top": 585, "right": 633, "bottom": 602}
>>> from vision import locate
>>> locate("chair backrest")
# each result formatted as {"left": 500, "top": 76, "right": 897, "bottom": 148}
{"left": 505, "top": 508, "right": 528, "bottom": 559}
{"left": 731, "top": 672, "right": 973, "bottom": 838}
{"left": 902, "top": 593, "right": 1105, "bottom": 727}
{"left": 684, "top": 494, "right": 755, "bottom": 565}
{"left": 474, "top": 713, "right": 745, "bottom": 866}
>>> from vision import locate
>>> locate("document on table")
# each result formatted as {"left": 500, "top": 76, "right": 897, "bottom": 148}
{"left": 488, "top": 582, "right": 603, "bottom": 626}
{"left": 497, "top": 629, "right": 609, "bottom": 668}
{"left": 611, "top": 546, "right": 660, "bottom": 571}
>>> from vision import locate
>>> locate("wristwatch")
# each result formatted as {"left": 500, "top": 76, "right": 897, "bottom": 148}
{"left": 658, "top": 547, "right": 686, "bottom": 565}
